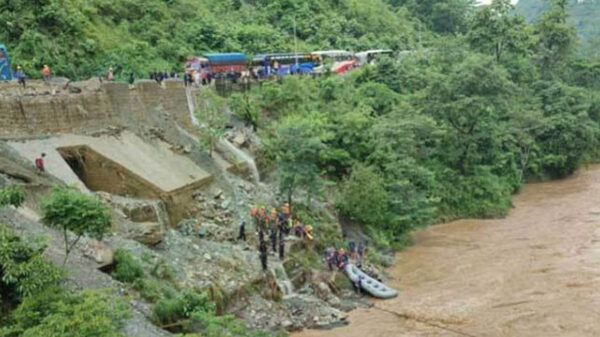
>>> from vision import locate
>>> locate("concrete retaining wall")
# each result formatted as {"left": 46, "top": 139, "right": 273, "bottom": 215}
{"left": 0, "top": 81, "right": 192, "bottom": 139}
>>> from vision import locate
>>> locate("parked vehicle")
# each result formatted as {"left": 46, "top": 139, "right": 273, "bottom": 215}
{"left": 252, "top": 53, "right": 317, "bottom": 77}
{"left": 355, "top": 49, "right": 393, "bottom": 65}
{"left": 203, "top": 53, "right": 248, "bottom": 78}
{"left": 312, "top": 50, "right": 356, "bottom": 74}
{"left": 0, "top": 44, "right": 13, "bottom": 81}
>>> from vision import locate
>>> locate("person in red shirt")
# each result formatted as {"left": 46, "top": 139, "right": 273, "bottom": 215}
{"left": 35, "top": 153, "right": 46, "bottom": 172}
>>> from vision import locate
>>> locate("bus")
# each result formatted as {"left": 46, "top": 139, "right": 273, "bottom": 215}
{"left": 252, "top": 53, "right": 318, "bottom": 77}
{"left": 185, "top": 53, "right": 248, "bottom": 80}
{"left": 355, "top": 49, "right": 393, "bottom": 66}
{"left": 311, "top": 50, "right": 356, "bottom": 74}
{"left": 0, "top": 44, "right": 12, "bottom": 81}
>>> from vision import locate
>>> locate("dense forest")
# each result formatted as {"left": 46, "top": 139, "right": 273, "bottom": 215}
{"left": 2, "top": 0, "right": 600, "bottom": 336}
{"left": 235, "top": 0, "right": 600, "bottom": 246}
{"left": 1, "top": 0, "right": 419, "bottom": 79}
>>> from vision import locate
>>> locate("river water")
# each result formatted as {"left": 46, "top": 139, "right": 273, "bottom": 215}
{"left": 295, "top": 166, "right": 600, "bottom": 337}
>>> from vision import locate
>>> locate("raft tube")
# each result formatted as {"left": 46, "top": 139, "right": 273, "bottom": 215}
{"left": 345, "top": 264, "right": 397, "bottom": 299}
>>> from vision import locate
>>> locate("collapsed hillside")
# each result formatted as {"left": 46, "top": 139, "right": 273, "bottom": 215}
{"left": 0, "top": 80, "right": 370, "bottom": 336}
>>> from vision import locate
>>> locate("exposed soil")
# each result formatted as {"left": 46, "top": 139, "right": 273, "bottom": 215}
{"left": 296, "top": 166, "right": 600, "bottom": 337}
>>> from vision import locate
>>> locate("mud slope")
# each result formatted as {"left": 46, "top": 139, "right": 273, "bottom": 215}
{"left": 296, "top": 166, "right": 600, "bottom": 337}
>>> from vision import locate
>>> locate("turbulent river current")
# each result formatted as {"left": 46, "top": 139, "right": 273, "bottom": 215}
{"left": 296, "top": 166, "right": 600, "bottom": 337}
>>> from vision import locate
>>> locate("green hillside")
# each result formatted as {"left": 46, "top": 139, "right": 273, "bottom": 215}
{"left": 0, "top": 0, "right": 418, "bottom": 79}
{"left": 516, "top": 0, "right": 600, "bottom": 57}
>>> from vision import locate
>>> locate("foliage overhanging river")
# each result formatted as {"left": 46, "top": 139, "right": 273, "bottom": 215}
{"left": 296, "top": 166, "right": 600, "bottom": 337}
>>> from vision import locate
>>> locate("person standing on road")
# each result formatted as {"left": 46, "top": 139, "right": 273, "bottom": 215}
{"left": 15, "top": 66, "right": 26, "bottom": 88}
{"left": 107, "top": 67, "right": 114, "bottom": 81}
{"left": 128, "top": 71, "right": 135, "bottom": 89}
{"left": 41, "top": 65, "right": 51, "bottom": 82}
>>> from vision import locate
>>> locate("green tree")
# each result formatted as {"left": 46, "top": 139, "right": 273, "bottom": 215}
{"left": 40, "top": 187, "right": 111, "bottom": 265}
{"left": 195, "top": 89, "right": 227, "bottom": 158}
{"left": 468, "top": 0, "right": 533, "bottom": 63}
{"left": 337, "top": 164, "right": 388, "bottom": 226}
{"left": 267, "top": 113, "right": 326, "bottom": 206}
{"left": 535, "top": 0, "right": 577, "bottom": 78}
{"left": 426, "top": 55, "right": 514, "bottom": 173}
{"left": 229, "top": 92, "right": 259, "bottom": 131}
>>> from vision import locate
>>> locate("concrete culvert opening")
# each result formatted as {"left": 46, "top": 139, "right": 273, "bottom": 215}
{"left": 57, "top": 145, "right": 162, "bottom": 199}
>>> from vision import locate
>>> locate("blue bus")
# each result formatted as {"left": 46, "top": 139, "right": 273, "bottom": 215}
{"left": 0, "top": 44, "right": 12, "bottom": 81}
{"left": 252, "top": 53, "right": 318, "bottom": 77}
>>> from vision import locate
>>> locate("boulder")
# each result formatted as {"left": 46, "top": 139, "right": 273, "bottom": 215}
{"left": 121, "top": 203, "right": 158, "bottom": 222}
{"left": 124, "top": 222, "right": 164, "bottom": 246}
{"left": 232, "top": 132, "right": 247, "bottom": 147}
{"left": 82, "top": 239, "right": 114, "bottom": 266}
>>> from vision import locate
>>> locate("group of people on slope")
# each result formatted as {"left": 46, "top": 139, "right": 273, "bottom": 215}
{"left": 243, "top": 203, "right": 314, "bottom": 272}
{"left": 325, "top": 241, "right": 366, "bottom": 271}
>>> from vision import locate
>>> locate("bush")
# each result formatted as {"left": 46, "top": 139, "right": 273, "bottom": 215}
{"left": 2, "top": 289, "right": 129, "bottom": 337}
{"left": 133, "top": 278, "right": 178, "bottom": 303}
{"left": 0, "top": 185, "right": 25, "bottom": 208}
{"left": 112, "top": 249, "right": 145, "bottom": 283}
{"left": 0, "top": 228, "right": 62, "bottom": 312}
{"left": 153, "top": 290, "right": 215, "bottom": 326}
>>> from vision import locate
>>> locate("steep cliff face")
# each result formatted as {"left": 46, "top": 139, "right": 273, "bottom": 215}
{"left": 0, "top": 80, "right": 192, "bottom": 139}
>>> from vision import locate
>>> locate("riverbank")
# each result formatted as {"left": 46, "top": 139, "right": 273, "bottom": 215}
{"left": 296, "top": 165, "right": 600, "bottom": 337}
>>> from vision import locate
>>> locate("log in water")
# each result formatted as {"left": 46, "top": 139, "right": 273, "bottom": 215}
{"left": 296, "top": 166, "right": 600, "bottom": 337}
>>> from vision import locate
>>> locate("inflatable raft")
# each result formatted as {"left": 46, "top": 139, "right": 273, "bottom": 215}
{"left": 345, "top": 264, "right": 397, "bottom": 299}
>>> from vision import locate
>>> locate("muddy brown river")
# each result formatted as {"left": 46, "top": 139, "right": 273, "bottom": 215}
{"left": 296, "top": 166, "right": 600, "bottom": 337}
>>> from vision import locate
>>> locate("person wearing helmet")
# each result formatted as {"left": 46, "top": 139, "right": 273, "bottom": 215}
{"left": 15, "top": 66, "right": 26, "bottom": 88}
{"left": 249, "top": 205, "right": 261, "bottom": 241}
{"left": 337, "top": 248, "right": 348, "bottom": 269}
{"left": 304, "top": 225, "right": 314, "bottom": 241}
{"left": 278, "top": 203, "right": 291, "bottom": 235}
{"left": 41, "top": 65, "right": 51, "bottom": 82}
{"left": 255, "top": 206, "right": 267, "bottom": 243}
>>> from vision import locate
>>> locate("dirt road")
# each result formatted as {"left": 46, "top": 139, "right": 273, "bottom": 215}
{"left": 296, "top": 167, "right": 600, "bottom": 337}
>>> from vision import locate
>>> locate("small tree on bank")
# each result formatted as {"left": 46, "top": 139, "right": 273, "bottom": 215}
{"left": 41, "top": 187, "right": 111, "bottom": 265}
{"left": 0, "top": 185, "right": 25, "bottom": 208}
{"left": 195, "top": 89, "right": 227, "bottom": 158}
{"left": 268, "top": 114, "right": 325, "bottom": 207}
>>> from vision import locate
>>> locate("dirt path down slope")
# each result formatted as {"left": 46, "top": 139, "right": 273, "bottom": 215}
{"left": 296, "top": 166, "right": 600, "bottom": 337}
